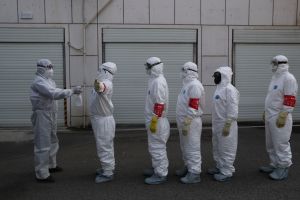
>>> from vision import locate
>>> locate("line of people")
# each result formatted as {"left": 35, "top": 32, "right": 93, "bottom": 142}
{"left": 30, "top": 55, "right": 298, "bottom": 184}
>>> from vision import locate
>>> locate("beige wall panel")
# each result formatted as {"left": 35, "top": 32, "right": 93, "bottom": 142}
{"left": 273, "top": 0, "right": 297, "bottom": 25}
{"left": 175, "top": 0, "right": 200, "bottom": 24}
{"left": 150, "top": 0, "right": 174, "bottom": 24}
{"left": 72, "top": 0, "right": 98, "bottom": 23}
{"left": 202, "top": 26, "right": 228, "bottom": 56}
{"left": 70, "top": 56, "right": 98, "bottom": 86}
{"left": 0, "top": 0, "right": 18, "bottom": 23}
{"left": 249, "top": 0, "right": 273, "bottom": 25}
{"left": 226, "top": 0, "right": 249, "bottom": 25}
{"left": 45, "top": 0, "right": 72, "bottom": 23}
{"left": 298, "top": 0, "right": 300, "bottom": 25}
{"left": 98, "top": 0, "right": 123, "bottom": 24}
{"left": 202, "top": 56, "right": 228, "bottom": 85}
{"left": 18, "top": 0, "right": 45, "bottom": 23}
{"left": 124, "top": 0, "right": 149, "bottom": 24}
{"left": 201, "top": 0, "right": 225, "bottom": 25}
{"left": 69, "top": 24, "right": 98, "bottom": 56}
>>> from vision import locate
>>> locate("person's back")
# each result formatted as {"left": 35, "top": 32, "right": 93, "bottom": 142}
{"left": 260, "top": 55, "right": 298, "bottom": 181}
{"left": 175, "top": 61, "right": 204, "bottom": 184}
{"left": 89, "top": 62, "right": 117, "bottom": 184}
{"left": 89, "top": 78, "right": 113, "bottom": 117}
{"left": 143, "top": 57, "right": 170, "bottom": 185}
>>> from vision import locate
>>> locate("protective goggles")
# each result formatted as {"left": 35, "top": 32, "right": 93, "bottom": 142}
{"left": 144, "top": 62, "right": 162, "bottom": 70}
{"left": 37, "top": 64, "right": 53, "bottom": 69}
{"left": 271, "top": 60, "right": 287, "bottom": 65}
{"left": 101, "top": 65, "right": 113, "bottom": 75}
{"left": 181, "top": 67, "right": 198, "bottom": 73}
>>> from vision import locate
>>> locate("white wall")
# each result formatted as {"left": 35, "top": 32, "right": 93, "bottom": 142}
{"left": 0, "top": 0, "right": 300, "bottom": 126}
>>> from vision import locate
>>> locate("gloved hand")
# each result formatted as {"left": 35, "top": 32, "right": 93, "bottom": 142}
{"left": 182, "top": 117, "right": 192, "bottom": 136}
{"left": 222, "top": 119, "right": 232, "bottom": 136}
{"left": 150, "top": 115, "right": 158, "bottom": 133}
{"left": 94, "top": 80, "right": 105, "bottom": 92}
{"left": 72, "top": 86, "right": 82, "bottom": 95}
{"left": 276, "top": 111, "right": 288, "bottom": 128}
{"left": 262, "top": 111, "right": 265, "bottom": 122}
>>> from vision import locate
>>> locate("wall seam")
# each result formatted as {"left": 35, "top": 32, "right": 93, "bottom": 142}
{"left": 248, "top": 0, "right": 251, "bottom": 25}
{"left": 17, "top": 0, "right": 19, "bottom": 23}
{"left": 148, "top": 0, "right": 150, "bottom": 24}
{"left": 70, "top": 0, "right": 73, "bottom": 24}
{"left": 296, "top": 0, "right": 299, "bottom": 25}
{"left": 199, "top": 0, "right": 201, "bottom": 25}
{"left": 224, "top": 0, "right": 226, "bottom": 25}
{"left": 272, "top": 0, "right": 274, "bottom": 26}
{"left": 174, "top": 0, "right": 175, "bottom": 24}
{"left": 44, "top": 0, "right": 46, "bottom": 23}
{"left": 201, "top": 26, "right": 203, "bottom": 82}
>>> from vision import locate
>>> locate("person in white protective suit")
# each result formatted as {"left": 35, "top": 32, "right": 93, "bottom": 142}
{"left": 89, "top": 62, "right": 117, "bottom": 183}
{"left": 208, "top": 66, "right": 240, "bottom": 182}
{"left": 143, "top": 57, "right": 170, "bottom": 185}
{"left": 30, "top": 59, "right": 82, "bottom": 183}
{"left": 176, "top": 62, "right": 205, "bottom": 184}
{"left": 259, "top": 55, "right": 298, "bottom": 180}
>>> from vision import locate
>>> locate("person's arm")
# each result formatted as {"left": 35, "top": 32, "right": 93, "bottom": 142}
{"left": 149, "top": 81, "right": 167, "bottom": 133}
{"left": 33, "top": 79, "right": 73, "bottom": 100}
{"left": 223, "top": 87, "right": 239, "bottom": 136}
{"left": 276, "top": 76, "right": 298, "bottom": 128}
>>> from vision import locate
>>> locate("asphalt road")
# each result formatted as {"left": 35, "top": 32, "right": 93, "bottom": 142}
{"left": 0, "top": 126, "right": 299, "bottom": 200}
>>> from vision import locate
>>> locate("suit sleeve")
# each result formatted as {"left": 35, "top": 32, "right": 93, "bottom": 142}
{"left": 282, "top": 75, "right": 298, "bottom": 113}
{"left": 226, "top": 86, "right": 239, "bottom": 120}
{"left": 33, "top": 79, "right": 73, "bottom": 100}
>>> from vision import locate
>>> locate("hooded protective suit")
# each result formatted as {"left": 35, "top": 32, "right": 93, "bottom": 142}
{"left": 211, "top": 66, "right": 239, "bottom": 177}
{"left": 144, "top": 57, "right": 170, "bottom": 178}
{"left": 30, "top": 59, "right": 76, "bottom": 180}
{"left": 176, "top": 62, "right": 205, "bottom": 175}
{"left": 264, "top": 55, "right": 298, "bottom": 170}
{"left": 89, "top": 62, "right": 117, "bottom": 178}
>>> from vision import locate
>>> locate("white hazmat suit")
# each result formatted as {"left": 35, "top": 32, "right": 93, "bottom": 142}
{"left": 89, "top": 62, "right": 117, "bottom": 183}
{"left": 30, "top": 59, "right": 81, "bottom": 182}
{"left": 211, "top": 66, "right": 239, "bottom": 182}
{"left": 144, "top": 57, "right": 170, "bottom": 185}
{"left": 176, "top": 62, "right": 205, "bottom": 184}
{"left": 261, "top": 55, "right": 298, "bottom": 180}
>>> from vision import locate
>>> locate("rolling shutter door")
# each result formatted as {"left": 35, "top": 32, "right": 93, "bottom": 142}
{"left": 234, "top": 30, "right": 300, "bottom": 121}
{"left": 103, "top": 29, "right": 197, "bottom": 124}
{"left": 0, "top": 28, "right": 65, "bottom": 127}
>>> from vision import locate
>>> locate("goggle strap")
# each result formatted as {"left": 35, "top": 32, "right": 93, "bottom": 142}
{"left": 146, "top": 62, "right": 162, "bottom": 69}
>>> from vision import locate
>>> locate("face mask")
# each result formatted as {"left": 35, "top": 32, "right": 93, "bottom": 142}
{"left": 271, "top": 64, "right": 278, "bottom": 73}
{"left": 146, "top": 69, "right": 151, "bottom": 75}
{"left": 213, "top": 71, "right": 221, "bottom": 84}
{"left": 45, "top": 69, "right": 54, "bottom": 78}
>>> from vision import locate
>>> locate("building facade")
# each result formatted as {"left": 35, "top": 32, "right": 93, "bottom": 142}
{"left": 0, "top": 0, "right": 299, "bottom": 127}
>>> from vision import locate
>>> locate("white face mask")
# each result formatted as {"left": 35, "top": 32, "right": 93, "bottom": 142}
{"left": 271, "top": 64, "right": 278, "bottom": 73}
{"left": 180, "top": 71, "right": 187, "bottom": 79}
{"left": 45, "top": 69, "right": 54, "bottom": 78}
{"left": 145, "top": 68, "right": 151, "bottom": 75}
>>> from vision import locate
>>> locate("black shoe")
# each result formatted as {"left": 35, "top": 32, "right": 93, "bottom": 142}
{"left": 49, "top": 166, "right": 63, "bottom": 173}
{"left": 36, "top": 175, "right": 55, "bottom": 183}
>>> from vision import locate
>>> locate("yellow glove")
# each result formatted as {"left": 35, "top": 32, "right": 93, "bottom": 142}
{"left": 276, "top": 111, "right": 288, "bottom": 128}
{"left": 150, "top": 115, "right": 158, "bottom": 133}
{"left": 222, "top": 120, "right": 232, "bottom": 136}
{"left": 182, "top": 117, "right": 192, "bottom": 136}
{"left": 262, "top": 111, "right": 265, "bottom": 122}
